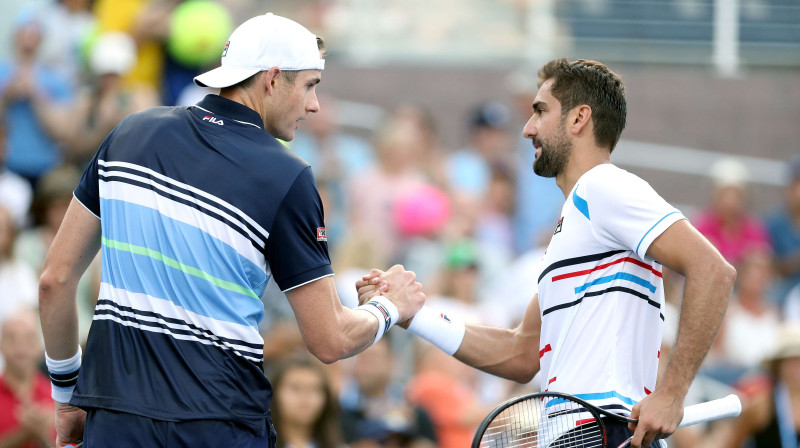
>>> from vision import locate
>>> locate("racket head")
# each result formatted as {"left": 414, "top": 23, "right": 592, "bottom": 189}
{"left": 472, "top": 392, "right": 612, "bottom": 448}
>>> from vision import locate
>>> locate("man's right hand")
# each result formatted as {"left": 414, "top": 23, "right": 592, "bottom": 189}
{"left": 54, "top": 402, "right": 86, "bottom": 447}
{"left": 360, "top": 265, "right": 425, "bottom": 322}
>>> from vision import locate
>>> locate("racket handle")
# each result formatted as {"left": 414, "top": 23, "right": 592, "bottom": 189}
{"left": 678, "top": 394, "right": 741, "bottom": 428}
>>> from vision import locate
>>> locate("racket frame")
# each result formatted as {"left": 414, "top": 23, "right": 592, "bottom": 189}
{"left": 472, "top": 391, "right": 635, "bottom": 448}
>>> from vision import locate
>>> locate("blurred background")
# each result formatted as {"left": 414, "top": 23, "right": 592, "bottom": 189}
{"left": 0, "top": 0, "right": 798, "bottom": 447}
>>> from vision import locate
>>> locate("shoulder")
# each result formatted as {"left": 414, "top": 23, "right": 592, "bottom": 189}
{"left": 580, "top": 164, "right": 649, "bottom": 192}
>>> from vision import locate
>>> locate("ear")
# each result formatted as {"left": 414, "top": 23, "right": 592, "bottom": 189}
{"left": 569, "top": 105, "right": 593, "bottom": 137}
{"left": 262, "top": 67, "right": 282, "bottom": 96}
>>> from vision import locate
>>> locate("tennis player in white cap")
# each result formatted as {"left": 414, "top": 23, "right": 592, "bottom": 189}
{"left": 40, "top": 12, "right": 424, "bottom": 448}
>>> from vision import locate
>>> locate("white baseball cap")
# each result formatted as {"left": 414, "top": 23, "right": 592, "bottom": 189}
{"left": 194, "top": 12, "right": 324, "bottom": 89}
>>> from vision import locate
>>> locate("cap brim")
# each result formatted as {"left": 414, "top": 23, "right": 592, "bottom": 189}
{"left": 194, "top": 66, "right": 261, "bottom": 88}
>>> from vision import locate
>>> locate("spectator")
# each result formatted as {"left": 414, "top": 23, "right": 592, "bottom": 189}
{"left": 0, "top": 309, "right": 55, "bottom": 448}
{"left": 406, "top": 342, "right": 489, "bottom": 448}
{"left": 37, "top": 0, "right": 95, "bottom": 86}
{"left": 65, "top": 31, "right": 158, "bottom": 165}
{"left": 713, "top": 249, "right": 780, "bottom": 383}
{"left": 446, "top": 101, "right": 513, "bottom": 199}
{"left": 474, "top": 167, "right": 516, "bottom": 271}
{"left": 0, "top": 117, "right": 32, "bottom": 228}
{"left": 270, "top": 356, "right": 345, "bottom": 448}
{"left": 714, "top": 324, "right": 800, "bottom": 447}
{"left": 0, "top": 7, "right": 74, "bottom": 185}
{"left": 0, "top": 206, "right": 38, "bottom": 327}
{"left": 347, "top": 119, "right": 427, "bottom": 258}
{"left": 340, "top": 336, "right": 437, "bottom": 448}
{"left": 765, "top": 154, "right": 800, "bottom": 303}
{"left": 694, "top": 157, "right": 770, "bottom": 267}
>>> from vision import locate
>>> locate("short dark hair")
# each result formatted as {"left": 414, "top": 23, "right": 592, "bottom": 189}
{"left": 538, "top": 58, "right": 626, "bottom": 151}
{"left": 222, "top": 36, "right": 327, "bottom": 92}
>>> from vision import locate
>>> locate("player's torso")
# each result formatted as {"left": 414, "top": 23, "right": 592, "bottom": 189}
{"left": 537, "top": 185, "right": 664, "bottom": 416}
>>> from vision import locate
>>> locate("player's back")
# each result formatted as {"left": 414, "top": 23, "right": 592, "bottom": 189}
{"left": 71, "top": 96, "right": 317, "bottom": 435}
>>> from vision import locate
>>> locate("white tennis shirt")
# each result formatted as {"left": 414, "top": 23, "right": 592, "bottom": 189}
{"left": 537, "top": 163, "right": 685, "bottom": 418}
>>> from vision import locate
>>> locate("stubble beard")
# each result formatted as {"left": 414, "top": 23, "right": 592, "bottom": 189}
{"left": 532, "top": 123, "right": 572, "bottom": 178}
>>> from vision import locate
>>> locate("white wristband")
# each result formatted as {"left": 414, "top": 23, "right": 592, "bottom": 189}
{"left": 45, "top": 347, "right": 82, "bottom": 404}
{"left": 357, "top": 296, "right": 400, "bottom": 346}
{"left": 407, "top": 306, "right": 466, "bottom": 355}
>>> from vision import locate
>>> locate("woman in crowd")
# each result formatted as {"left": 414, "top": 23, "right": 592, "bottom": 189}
{"left": 270, "top": 357, "right": 344, "bottom": 448}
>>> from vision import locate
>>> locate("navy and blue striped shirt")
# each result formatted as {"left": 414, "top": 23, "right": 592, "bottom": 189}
{"left": 72, "top": 94, "right": 333, "bottom": 435}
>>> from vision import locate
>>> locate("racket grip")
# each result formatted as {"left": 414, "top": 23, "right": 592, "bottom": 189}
{"left": 678, "top": 394, "right": 741, "bottom": 428}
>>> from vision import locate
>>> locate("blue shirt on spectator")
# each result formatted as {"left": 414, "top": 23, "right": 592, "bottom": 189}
{"left": 765, "top": 206, "right": 800, "bottom": 301}
{"left": 0, "top": 61, "right": 72, "bottom": 180}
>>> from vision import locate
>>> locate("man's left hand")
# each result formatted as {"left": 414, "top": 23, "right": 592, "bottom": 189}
{"left": 627, "top": 388, "right": 684, "bottom": 447}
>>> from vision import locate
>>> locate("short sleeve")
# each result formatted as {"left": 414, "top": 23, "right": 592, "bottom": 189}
{"left": 583, "top": 168, "right": 686, "bottom": 259}
{"left": 74, "top": 126, "right": 119, "bottom": 218}
{"left": 266, "top": 167, "right": 333, "bottom": 292}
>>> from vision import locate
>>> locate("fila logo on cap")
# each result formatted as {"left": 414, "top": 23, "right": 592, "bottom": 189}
{"left": 222, "top": 41, "right": 230, "bottom": 57}
{"left": 316, "top": 227, "right": 327, "bottom": 242}
{"left": 203, "top": 115, "right": 224, "bottom": 125}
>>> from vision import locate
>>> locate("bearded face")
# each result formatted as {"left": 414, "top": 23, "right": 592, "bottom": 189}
{"left": 532, "top": 116, "right": 573, "bottom": 178}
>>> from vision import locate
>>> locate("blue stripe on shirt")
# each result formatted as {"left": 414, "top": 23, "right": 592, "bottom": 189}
{"left": 101, "top": 198, "right": 267, "bottom": 291}
{"left": 100, "top": 245, "right": 264, "bottom": 328}
{"left": 546, "top": 391, "right": 638, "bottom": 408}
{"left": 574, "top": 272, "right": 657, "bottom": 294}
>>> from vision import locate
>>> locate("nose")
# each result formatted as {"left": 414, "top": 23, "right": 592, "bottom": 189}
{"left": 307, "top": 91, "right": 320, "bottom": 114}
{"left": 522, "top": 115, "right": 537, "bottom": 139}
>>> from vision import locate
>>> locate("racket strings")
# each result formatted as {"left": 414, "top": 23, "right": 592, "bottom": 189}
{"left": 478, "top": 396, "right": 605, "bottom": 447}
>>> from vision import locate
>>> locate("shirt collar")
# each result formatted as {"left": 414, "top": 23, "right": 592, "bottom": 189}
{"left": 194, "top": 94, "right": 263, "bottom": 129}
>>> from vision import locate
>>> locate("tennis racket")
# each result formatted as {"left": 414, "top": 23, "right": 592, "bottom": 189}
{"left": 471, "top": 392, "right": 741, "bottom": 448}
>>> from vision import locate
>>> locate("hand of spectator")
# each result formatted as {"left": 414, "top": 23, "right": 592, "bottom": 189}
{"left": 3, "top": 65, "right": 36, "bottom": 103}
{"left": 366, "top": 265, "right": 425, "bottom": 322}
{"left": 18, "top": 403, "right": 53, "bottom": 442}
{"left": 627, "top": 387, "right": 684, "bottom": 447}
{"left": 54, "top": 402, "right": 86, "bottom": 447}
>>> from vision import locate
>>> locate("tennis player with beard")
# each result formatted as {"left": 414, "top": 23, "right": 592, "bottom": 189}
{"left": 359, "top": 58, "right": 736, "bottom": 448}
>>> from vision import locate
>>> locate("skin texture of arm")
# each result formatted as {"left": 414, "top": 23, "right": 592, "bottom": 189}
{"left": 38, "top": 198, "right": 101, "bottom": 446}
{"left": 356, "top": 272, "right": 541, "bottom": 384}
{"left": 38, "top": 198, "right": 101, "bottom": 360}
{"left": 452, "top": 294, "right": 542, "bottom": 384}
{"left": 286, "top": 265, "right": 424, "bottom": 364}
{"left": 628, "top": 219, "right": 736, "bottom": 447}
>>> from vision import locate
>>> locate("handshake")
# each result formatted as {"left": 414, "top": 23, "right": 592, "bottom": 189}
{"left": 353, "top": 265, "right": 466, "bottom": 355}
{"left": 354, "top": 265, "right": 426, "bottom": 327}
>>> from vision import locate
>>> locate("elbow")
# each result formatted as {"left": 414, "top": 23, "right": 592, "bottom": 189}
{"left": 38, "top": 268, "right": 66, "bottom": 308}
{"left": 509, "top": 356, "right": 540, "bottom": 384}
{"left": 715, "top": 259, "right": 737, "bottom": 298}
{"left": 305, "top": 337, "right": 346, "bottom": 365}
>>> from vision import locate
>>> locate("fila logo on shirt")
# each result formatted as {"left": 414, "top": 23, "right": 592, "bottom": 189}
{"left": 316, "top": 227, "right": 327, "bottom": 242}
{"left": 203, "top": 115, "right": 224, "bottom": 126}
{"left": 553, "top": 217, "right": 564, "bottom": 235}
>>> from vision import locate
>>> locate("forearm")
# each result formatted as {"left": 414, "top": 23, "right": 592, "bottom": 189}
{"left": 659, "top": 262, "right": 735, "bottom": 395}
{"left": 38, "top": 275, "right": 81, "bottom": 360}
{"left": 454, "top": 324, "right": 540, "bottom": 383}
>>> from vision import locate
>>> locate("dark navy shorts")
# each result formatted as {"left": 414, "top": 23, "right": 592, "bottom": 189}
{"left": 83, "top": 408, "right": 276, "bottom": 448}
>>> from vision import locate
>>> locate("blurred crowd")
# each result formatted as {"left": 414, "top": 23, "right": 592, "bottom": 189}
{"left": 0, "top": 1, "right": 799, "bottom": 448}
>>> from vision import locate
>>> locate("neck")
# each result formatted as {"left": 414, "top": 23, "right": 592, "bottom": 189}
{"left": 280, "top": 420, "right": 314, "bottom": 447}
{"left": 220, "top": 89, "right": 266, "bottom": 129}
{"left": 555, "top": 144, "right": 611, "bottom": 198}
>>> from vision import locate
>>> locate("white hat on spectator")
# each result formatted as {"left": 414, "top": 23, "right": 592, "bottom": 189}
{"left": 709, "top": 156, "right": 749, "bottom": 189}
{"left": 762, "top": 324, "right": 800, "bottom": 373}
{"left": 90, "top": 32, "right": 136, "bottom": 76}
{"left": 194, "top": 13, "right": 324, "bottom": 89}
